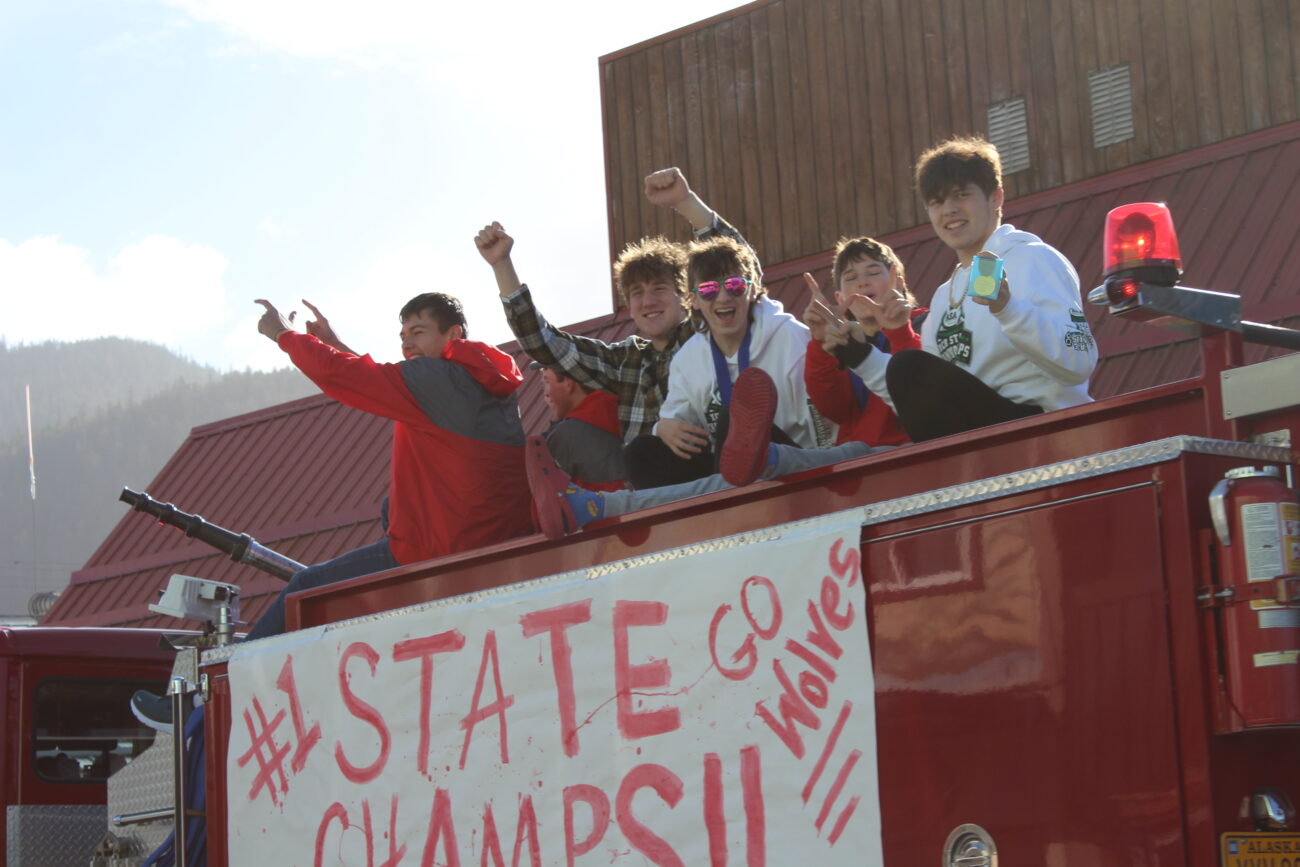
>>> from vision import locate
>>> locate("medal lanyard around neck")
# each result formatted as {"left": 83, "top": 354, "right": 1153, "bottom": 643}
{"left": 710, "top": 329, "right": 752, "bottom": 406}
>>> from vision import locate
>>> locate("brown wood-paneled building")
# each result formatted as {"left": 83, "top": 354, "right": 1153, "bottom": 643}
{"left": 601, "top": 0, "right": 1297, "bottom": 270}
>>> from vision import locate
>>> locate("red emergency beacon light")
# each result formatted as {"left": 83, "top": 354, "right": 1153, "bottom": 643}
{"left": 1103, "top": 202, "right": 1183, "bottom": 279}
{"left": 1101, "top": 202, "right": 1183, "bottom": 308}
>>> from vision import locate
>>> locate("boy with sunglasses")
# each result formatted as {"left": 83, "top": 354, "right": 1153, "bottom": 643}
{"left": 645, "top": 233, "right": 836, "bottom": 486}
{"left": 476, "top": 167, "right": 742, "bottom": 489}
{"left": 526, "top": 236, "right": 875, "bottom": 539}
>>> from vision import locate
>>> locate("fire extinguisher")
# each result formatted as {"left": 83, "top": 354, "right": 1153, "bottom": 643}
{"left": 1207, "top": 466, "right": 1300, "bottom": 731}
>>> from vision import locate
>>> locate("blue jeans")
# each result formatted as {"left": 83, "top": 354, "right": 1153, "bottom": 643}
{"left": 602, "top": 442, "right": 880, "bottom": 516}
{"left": 245, "top": 539, "right": 399, "bottom": 641}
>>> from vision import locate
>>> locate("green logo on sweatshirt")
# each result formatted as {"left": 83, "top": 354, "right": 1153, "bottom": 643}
{"left": 936, "top": 306, "right": 973, "bottom": 366}
{"left": 1065, "top": 307, "right": 1095, "bottom": 351}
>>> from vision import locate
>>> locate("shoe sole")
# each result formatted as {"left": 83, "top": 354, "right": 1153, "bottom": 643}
{"left": 525, "top": 435, "right": 576, "bottom": 541}
{"left": 720, "top": 368, "right": 777, "bottom": 487}
{"left": 131, "top": 699, "right": 174, "bottom": 736}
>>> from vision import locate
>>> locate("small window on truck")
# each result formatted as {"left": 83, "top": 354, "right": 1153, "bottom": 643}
{"left": 32, "top": 678, "right": 164, "bottom": 783}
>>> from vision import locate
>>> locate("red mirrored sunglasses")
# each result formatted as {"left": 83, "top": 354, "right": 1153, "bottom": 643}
{"left": 695, "top": 276, "right": 751, "bottom": 300}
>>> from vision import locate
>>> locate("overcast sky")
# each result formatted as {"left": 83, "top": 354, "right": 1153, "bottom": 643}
{"left": 0, "top": 0, "right": 746, "bottom": 371}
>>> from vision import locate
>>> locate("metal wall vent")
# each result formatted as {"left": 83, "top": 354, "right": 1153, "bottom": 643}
{"left": 987, "top": 97, "right": 1030, "bottom": 174}
{"left": 1089, "top": 63, "right": 1135, "bottom": 148}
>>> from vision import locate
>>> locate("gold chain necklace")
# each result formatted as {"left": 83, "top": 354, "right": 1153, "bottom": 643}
{"left": 946, "top": 262, "right": 969, "bottom": 309}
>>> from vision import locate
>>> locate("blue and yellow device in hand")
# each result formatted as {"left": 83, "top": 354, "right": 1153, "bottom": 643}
{"left": 967, "top": 253, "right": 1005, "bottom": 301}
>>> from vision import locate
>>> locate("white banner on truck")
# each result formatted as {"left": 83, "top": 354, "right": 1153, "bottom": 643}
{"left": 227, "top": 514, "right": 881, "bottom": 866}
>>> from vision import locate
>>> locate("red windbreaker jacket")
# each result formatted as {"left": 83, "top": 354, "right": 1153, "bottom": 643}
{"left": 280, "top": 332, "right": 533, "bottom": 564}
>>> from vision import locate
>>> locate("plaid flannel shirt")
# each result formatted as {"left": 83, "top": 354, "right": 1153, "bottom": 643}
{"left": 502, "top": 215, "right": 747, "bottom": 442}
{"left": 503, "top": 287, "right": 696, "bottom": 441}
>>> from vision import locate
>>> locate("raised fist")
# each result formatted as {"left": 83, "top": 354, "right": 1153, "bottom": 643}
{"left": 644, "top": 167, "right": 692, "bottom": 208}
{"left": 474, "top": 222, "right": 514, "bottom": 266}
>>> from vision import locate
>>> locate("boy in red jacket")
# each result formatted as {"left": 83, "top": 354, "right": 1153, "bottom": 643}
{"left": 802, "top": 236, "right": 923, "bottom": 446}
{"left": 133, "top": 292, "right": 532, "bottom": 731}
{"left": 244, "top": 292, "right": 532, "bottom": 640}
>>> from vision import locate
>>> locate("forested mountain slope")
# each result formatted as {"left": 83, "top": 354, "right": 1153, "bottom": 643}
{"left": 0, "top": 338, "right": 315, "bottom": 615}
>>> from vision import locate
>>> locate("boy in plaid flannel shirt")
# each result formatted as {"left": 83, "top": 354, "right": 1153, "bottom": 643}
{"left": 476, "top": 167, "right": 741, "bottom": 489}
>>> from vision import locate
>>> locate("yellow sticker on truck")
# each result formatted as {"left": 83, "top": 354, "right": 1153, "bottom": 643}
{"left": 1253, "top": 650, "right": 1300, "bottom": 668}
{"left": 1222, "top": 832, "right": 1300, "bottom": 865}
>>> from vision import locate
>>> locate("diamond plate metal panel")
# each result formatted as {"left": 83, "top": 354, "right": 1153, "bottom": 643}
{"left": 102, "top": 653, "right": 197, "bottom": 861}
{"left": 7, "top": 804, "right": 104, "bottom": 866}
{"left": 105, "top": 729, "right": 175, "bottom": 861}
{"left": 858, "top": 436, "right": 1294, "bottom": 526}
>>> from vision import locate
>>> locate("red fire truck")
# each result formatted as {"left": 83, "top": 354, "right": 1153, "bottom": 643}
{"left": 11, "top": 203, "right": 1300, "bottom": 865}
{"left": 0, "top": 627, "right": 177, "bottom": 863}
{"left": 188, "top": 204, "right": 1298, "bottom": 865}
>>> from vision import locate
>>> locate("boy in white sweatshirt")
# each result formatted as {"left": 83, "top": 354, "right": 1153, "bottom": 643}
{"left": 651, "top": 234, "right": 835, "bottom": 470}
{"left": 836, "top": 137, "right": 1097, "bottom": 440}
{"left": 528, "top": 233, "right": 871, "bottom": 539}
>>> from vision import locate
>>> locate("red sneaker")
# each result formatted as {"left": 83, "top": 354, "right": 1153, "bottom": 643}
{"left": 720, "top": 367, "right": 777, "bottom": 486}
{"left": 525, "top": 435, "right": 576, "bottom": 540}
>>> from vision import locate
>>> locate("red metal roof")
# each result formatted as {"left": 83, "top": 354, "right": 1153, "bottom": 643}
{"left": 45, "top": 395, "right": 392, "bottom": 627}
{"left": 47, "top": 122, "right": 1299, "bottom": 628}
{"left": 43, "top": 315, "right": 637, "bottom": 629}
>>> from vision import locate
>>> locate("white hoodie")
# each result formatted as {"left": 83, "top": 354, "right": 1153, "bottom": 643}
{"left": 853, "top": 223, "right": 1097, "bottom": 411}
{"left": 656, "top": 296, "right": 834, "bottom": 449}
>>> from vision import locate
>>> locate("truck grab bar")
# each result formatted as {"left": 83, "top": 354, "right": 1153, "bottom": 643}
{"left": 111, "top": 807, "right": 173, "bottom": 827}
{"left": 171, "top": 678, "right": 190, "bottom": 864}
